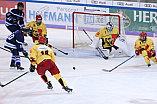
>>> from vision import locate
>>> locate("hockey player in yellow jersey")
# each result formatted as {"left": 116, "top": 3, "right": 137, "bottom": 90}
{"left": 134, "top": 32, "right": 157, "bottom": 67}
{"left": 90, "top": 22, "right": 119, "bottom": 58}
{"left": 29, "top": 36, "right": 72, "bottom": 93}
{"left": 26, "top": 15, "right": 51, "bottom": 47}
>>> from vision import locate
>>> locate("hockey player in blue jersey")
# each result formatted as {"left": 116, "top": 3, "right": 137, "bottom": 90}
{"left": 5, "top": 2, "right": 24, "bottom": 32}
{"left": 5, "top": 2, "right": 28, "bottom": 46}
{"left": 4, "top": 27, "right": 29, "bottom": 70}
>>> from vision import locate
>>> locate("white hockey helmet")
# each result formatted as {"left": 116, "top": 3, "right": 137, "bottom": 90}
{"left": 106, "top": 22, "right": 113, "bottom": 32}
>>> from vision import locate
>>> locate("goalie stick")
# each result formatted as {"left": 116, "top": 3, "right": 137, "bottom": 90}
{"left": 102, "top": 55, "right": 135, "bottom": 72}
{"left": 51, "top": 46, "right": 74, "bottom": 55}
{"left": 83, "top": 29, "right": 108, "bottom": 59}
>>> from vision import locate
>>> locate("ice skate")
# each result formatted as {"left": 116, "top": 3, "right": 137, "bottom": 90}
{"left": 10, "top": 61, "right": 16, "bottom": 68}
{"left": 147, "top": 63, "right": 151, "bottom": 67}
{"left": 62, "top": 86, "right": 73, "bottom": 93}
{"left": 16, "top": 65, "right": 24, "bottom": 70}
{"left": 46, "top": 81, "right": 53, "bottom": 89}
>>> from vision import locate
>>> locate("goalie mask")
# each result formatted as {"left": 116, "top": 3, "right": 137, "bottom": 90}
{"left": 106, "top": 22, "right": 113, "bottom": 33}
{"left": 139, "top": 32, "right": 147, "bottom": 41}
{"left": 36, "top": 15, "right": 42, "bottom": 26}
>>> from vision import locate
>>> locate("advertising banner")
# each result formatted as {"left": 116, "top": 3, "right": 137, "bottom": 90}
{"left": 140, "top": 3, "right": 157, "bottom": 9}
{"left": 26, "top": 2, "right": 84, "bottom": 29}
{"left": 87, "top": 0, "right": 112, "bottom": 6}
{"left": 0, "top": 1, "right": 25, "bottom": 23}
{"left": 112, "top": 1, "right": 139, "bottom": 7}
{"left": 35, "top": 0, "right": 62, "bottom": 2}
{"left": 110, "top": 9, "right": 157, "bottom": 35}
{"left": 62, "top": 0, "right": 86, "bottom": 4}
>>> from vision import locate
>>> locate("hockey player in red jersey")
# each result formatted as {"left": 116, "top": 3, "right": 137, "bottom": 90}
{"left": 26, "top": 15, "right": 51, "bottom": 47}
{"left": 134, "top": 32, "right": 157, "bottom": 67}
{"left": 29, "top": 36, "right": 72, "bottom": 93}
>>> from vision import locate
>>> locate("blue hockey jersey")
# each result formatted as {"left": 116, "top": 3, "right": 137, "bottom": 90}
{"left": 4, "top": 30, "right": 24, "bottom": 52}
{"left": 5, "top": 9, "right": 24, "bottom": 26}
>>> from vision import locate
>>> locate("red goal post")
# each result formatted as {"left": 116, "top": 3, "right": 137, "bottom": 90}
{"left": 72, "top": 12, "right": 125, "bottom": 49}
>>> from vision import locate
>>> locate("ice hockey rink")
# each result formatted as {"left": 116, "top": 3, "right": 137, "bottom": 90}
{"left": 0, "top": 24, "right": 157, "bottom": 104}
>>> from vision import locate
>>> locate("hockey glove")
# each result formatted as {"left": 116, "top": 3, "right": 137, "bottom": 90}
{"left": 22, "top": 50, "right": 28, "bottom": 57}
{"left": 29, "top": 64, "right": 35, "bottom": 72}
{"left": 151, "top": 50, "right": 156, "bottom": 57}
{"left": 135, "top": 50, "right": 140, "bottom": 56}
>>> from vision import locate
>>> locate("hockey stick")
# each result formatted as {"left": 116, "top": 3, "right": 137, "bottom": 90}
{"left": 0, "top": 56, "right": 30, "bottom": 87}
{"left": 0, "top": 71, "right": 29, "bottom": 87}
{"left": 102, "top": 55, "right": 135, "bottom": 72}
{"left": 51, "top": 46, "right": 74, "bottom": 55}
{"left": 83, "top": 29, "right": 108, "bottom": 59}
{"left": 0, "top": 47, "right": 25, "bottom": 57}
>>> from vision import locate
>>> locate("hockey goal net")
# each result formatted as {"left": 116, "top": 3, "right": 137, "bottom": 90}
{"left": 72, "top": 12, "right": 125, "bottom": 49}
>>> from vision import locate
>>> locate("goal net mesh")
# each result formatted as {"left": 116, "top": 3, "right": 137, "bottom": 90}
{"left": 73, "top": 12, "right": 125, "bottom": 50}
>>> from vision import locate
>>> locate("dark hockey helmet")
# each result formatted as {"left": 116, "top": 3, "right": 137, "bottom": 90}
{"left": 17, "top": 2, "right": 24, "bottom": 8}
{"left": 139, "top": 32, "right": 147, "bottom": 41}
{"left": 106, "top": 22, "right": 113, "bottom": 31}
{"left": 21, "top": 27, "right": 29, "bottom": 32}
{"left": 38, "top": 36, "right": 46, "bottom": 44}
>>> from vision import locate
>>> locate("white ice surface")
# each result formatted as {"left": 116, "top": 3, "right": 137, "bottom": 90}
{"left": 0, "top": 24, "right": 157, "bottom": 104}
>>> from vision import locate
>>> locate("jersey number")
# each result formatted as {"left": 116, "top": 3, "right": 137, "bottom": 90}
{"left": 41, "top": 50, "right": 48, "bottom": 55}
{"left": 8, "top": 34, "right": 15, "bottom": 40}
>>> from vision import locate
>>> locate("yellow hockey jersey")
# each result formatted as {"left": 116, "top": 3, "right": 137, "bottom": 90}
{"left": 30, "top": 44, "right": 55, "bottom": 66}
{"left": 95, "top": 26, "right": 119, "bottom": 48}
{"left": 134, "top": 38, "right": 155, "bottom": 52}
{"left": 26, "top": 21, "right": 47, "bottom": 38}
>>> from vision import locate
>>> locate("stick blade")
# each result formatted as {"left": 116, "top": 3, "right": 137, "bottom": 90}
{"left": 102, "top": 69, "right": 112, "bottom": 72}
{"left": 0, "top": 82, "right": 4, "bottom": 87}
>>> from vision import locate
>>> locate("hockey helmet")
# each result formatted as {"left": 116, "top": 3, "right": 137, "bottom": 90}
{"left": 106, "top": 22, "right": 113, "bottom": 32}
{"left": 36, "top": 15, "right": 42, "bottom": 25}
{"left": 21, "top": 27, "right": 29, "bottom": 32}
{"left": 38, "top": 36, "right": 46, "bottom": 44}
{"left": 139, "top": 32, "right": 147, "bottom": 41}
{"left": 21, "top": 27, "right": 29, "bottom": 36}
{"left": 36, "top": 15, "right": 42, "bottom": 20}
{"left": 17, "top": 2, "right": 24, "bottom": 8}
{"left": 139, "top": 32, "right": 147, "bottom": 37}
{"left": 17, "top": 2, "right": 24, "bottom": 12}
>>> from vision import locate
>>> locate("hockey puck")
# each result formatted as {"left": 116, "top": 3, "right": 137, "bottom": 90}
{"left": 73, "top": 67, "right": 76, "bottom": 70}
